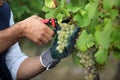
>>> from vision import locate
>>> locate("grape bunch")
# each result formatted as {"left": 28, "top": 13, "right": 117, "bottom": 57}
{"left": 56, "top": 23, "right": 75, "bottom": 53}
{"left": 77, "top": 48, "right": 97, "bottom": 80}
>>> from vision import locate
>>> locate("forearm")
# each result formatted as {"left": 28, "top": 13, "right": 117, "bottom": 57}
{"left": 0, "top": 23, "right": 23, "bottom": 53}
{"left": 0, "top": 15, "right": 54, "bottom": 53}
{"left": 17, "top": 56, "right": 46, "bottom": 80}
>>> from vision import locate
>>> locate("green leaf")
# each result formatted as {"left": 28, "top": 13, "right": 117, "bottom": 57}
{"left": 56, "top": 13, "right": 65, "bottom": 23}
{"left": 66, "top": 3, "right": 81, "bottom": 13}
{"left": 110, "top": 9, "right": 118, "bottom": 20}
{"left": 85, "top": 2, "right": 98, "bottom": 19}
{"left": 76, "top": 30, "right": 95, "bottom": 52}
{"left": 72, "top": 50, "right": 80, "bottom": 66}
{"left": 113, "top": 51, "right": 120, "bottom": 60}
{"left": 95, "top": 19, "right": 112, "bottom": 49}
{"left": 45, "top": 10, "right": 56, "bottom": 18}
{"left": 42, "top": 5, "right": 53, "bottom": 12}
{"left": 71, "top": 0, "right": 88, "bottom": 7}
{"left": 79, "top": 9, "right": 91, "bottom": 26}
{"left": 14, "top": 5, "right": 29, "bottom": 18}
{"left": 103, "top": 0, "right": 118, "bottom": 11}
{"left": 25, "top": 0, "right": 43, "bottom": 11}
{"left": 87, "top": 34, "right": 95, "bottom": 48}
{"left": 79, "top": 8, "right": 87, "bottom": 17}
{"left": 76, "top": 32, "right": 87, "bottom": 51}
{"left": 95, "top": 49, "right": 108, "bottom": 64}
{"left": 45, "top": 0, "right": 54, "bottom": 8}
{"left": 73, "top": 11, "right": 91, "bottom": 27}
{"left": 82, "top": 14, "right": 91, "bottom": 26}
{"left": 60, "top": 0, "right": 65, "bottom": 8}
{"left": 73, "top": 14, "right": 83, "bottom": 27}
{"left": 72, "top": 50, "right": 84, "bottom": 67}
{"left": 59, "top": 8, "right": 70, "bottom": 17}
{"left": 111, "top": 28, "right": 120, "bottom": 49}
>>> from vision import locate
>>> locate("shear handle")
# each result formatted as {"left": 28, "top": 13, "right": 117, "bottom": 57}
{"left": 41, "top": 18, "right": 57, "bottom": 28}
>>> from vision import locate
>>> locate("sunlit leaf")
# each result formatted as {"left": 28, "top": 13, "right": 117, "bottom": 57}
{"left": 95, "top": 48, "right": 108, "bottom": 64}
{"left": 76, "top": 30, "right": 95, "bottom": 52}
{"left": 95, "top": 19, "right": 112, "bottom": 49}
{"left": 66, "top": 3, "right": 80, "bottom": 13}
{"left": 56, "top": 13, "right": 65, "bottom": 23}
{"left": 103, "top": 0, "right": 119, "bottom": 11}
{"left": 42, "top": 5, "right": 53, "bottom": 12}
{"left": 73, "top": 14, "right": 83, "bottom": 27}
{"left": 85, "top": 2, "right": 98, "bottom": 19}
{"left": 45, "top": 0, "right": 56, "bottom": 8}
{"left": 110, "top": 9, "right": 118, "bottom": 19}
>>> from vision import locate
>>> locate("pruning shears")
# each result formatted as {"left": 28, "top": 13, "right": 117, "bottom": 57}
{"left": 40, "top": 18, "right": 60, "bottom": 33}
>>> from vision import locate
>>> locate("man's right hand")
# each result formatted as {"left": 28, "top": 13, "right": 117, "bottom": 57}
{"left": 17, "top": 15, "right": 54, "bottom": 45}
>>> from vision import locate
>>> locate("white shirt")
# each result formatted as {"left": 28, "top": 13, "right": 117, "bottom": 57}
{"left": 5, "top": 12, "right": 28, "bottom": 80}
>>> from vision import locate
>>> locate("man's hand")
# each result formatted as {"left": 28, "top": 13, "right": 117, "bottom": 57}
{"left": 18, "top": 15, "right": 54, "bottom": 45}
{"left": 0, "top": 15, "right": 54, "bottom": 53}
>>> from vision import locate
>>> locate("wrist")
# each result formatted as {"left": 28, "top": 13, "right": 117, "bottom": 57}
{"left": 14, "top": 22, "right": 26, "bottom": 38}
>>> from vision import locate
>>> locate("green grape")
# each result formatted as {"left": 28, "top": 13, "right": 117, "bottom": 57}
{"left": 56, "top": 46, "right": 60, "bottom": 51}
{"left": 77, "top": 48, "right": 98, "bottom": 80}
{"left": 59, "top": 49, "right": 63, "bottom": 53}
{"left": 57, "top": 41, "right": 61, "bottom": 44}
{"left": 56, "top": 23, "right": 75, "bottom": 54}
{"left": 80, "top": 59, "right": 86, "bottom": 64}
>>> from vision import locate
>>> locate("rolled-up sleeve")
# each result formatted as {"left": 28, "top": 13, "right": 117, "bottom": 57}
{"left": 6, "top": 43, "right": 28, "bottom": 80}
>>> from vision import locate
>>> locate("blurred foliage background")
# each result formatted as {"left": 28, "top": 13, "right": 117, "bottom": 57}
{"left": 7, "top": 0, "right": 120, "bottom": 80}
{"left": 8, "top": 0, "right": 45, "bottom": 22}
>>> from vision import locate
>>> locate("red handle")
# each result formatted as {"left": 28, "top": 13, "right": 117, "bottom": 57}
{"left": 51, "top": 18, "right": 56, "bottom": 28}
{"left": 41, "top": 18, "right": 57, "bottom": 28}
{"left": 40, "top": 19, "right": 49, "bottom": 24}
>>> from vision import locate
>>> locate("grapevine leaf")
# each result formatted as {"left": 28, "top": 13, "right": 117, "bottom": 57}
{"left": 66, "top": 3, "right": 80, "bottom": 13}
{"left": 95, "top": 19, "right": 112, "bottom": 49}
{"left": 73, "top": 13, "right": 91, "bottom": 27}
{"left": 71, "top": 6, "right": 80, "bottom": 13}
{"left": 56, "top": 13, "right": 65, "bottom": 23}
{"left": 87, "top": 34, "right": 95, "bottom": 48}
{"left": 66, "top": 3, "right": 73, "bottom": 11}
{"left": 26, "top": 0, "right": 43, "bottom": 11}
{"left": 73, "top": 14, "right": 83, "bottom": 27}
{"left": 110, "top": 9, "right": 118, "bottom": 20}
{"left": 70, "top": 0, "right": 88, "bottom": 7}
{"left": 42, "top": 5, "right": 53, "bottom": 12}
{"left": 76, "top": 30, "right": 95, "bottom": 52}
{"left": 79, "top": 8, "right": 86, "bottom": 16}
{"left": 103, "top": 0, "right": 118, "bottom": 11}
{"left": 111, "top": 28, "right": 120, "bottom": 49}
{"left": 85, "top": 2, "right": 98, "bottom": 20}
{"left": 95, "top": 49, "right": 108, "bottom": 64}
{"left": 76, "top": 31, "right": 87, "bottom": 52}
{"left": 72, "top": 50, "right": 81, "bottom": 66}
{"left": 82, "top": 14, "right": 91, "bottom": 26}
{"left": 60, "top": 0, "right": 65, "bottom": 8}
{"left": 79, "top": 9, "right": 91, "bottom": 26}
{"left": 45, "top": 0, "right": 55, "bottom": 8}
{"left": 59, "top": 8, "right": 70, "bottom": 17}
{"left": 14, "top": 5, "right": 30, "bottom": 18}
{"left": 113, "top": 51, "right": 120, "bottom": 60}
{"left": 45, "top": 10, "right": 56, "bottom": 18}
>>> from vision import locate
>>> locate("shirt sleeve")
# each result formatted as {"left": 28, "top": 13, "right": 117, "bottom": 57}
{"left": 9, "top": 11, "right": 14, "bottom": 26}
{"left": 5, "top": 11, "right": 28, "bottom": 80}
